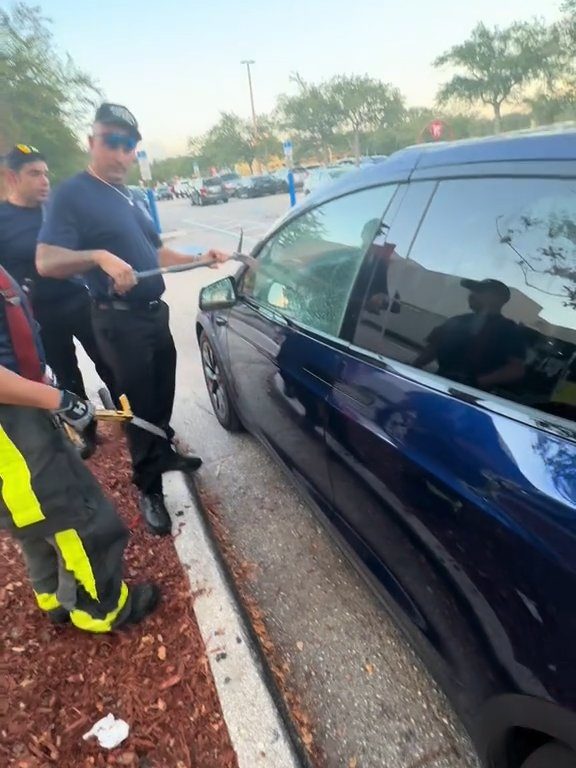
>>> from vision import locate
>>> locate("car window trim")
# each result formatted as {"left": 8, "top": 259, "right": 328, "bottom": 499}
{"left": 340, "top": 180, "right": 439, "bottom": 343}
{"left": 240, "top": 293, "right": 352, "bottom": 350}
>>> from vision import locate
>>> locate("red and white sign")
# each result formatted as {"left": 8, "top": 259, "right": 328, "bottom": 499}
{"left": 428, "top": 119, "right": 446, "bottom": 141}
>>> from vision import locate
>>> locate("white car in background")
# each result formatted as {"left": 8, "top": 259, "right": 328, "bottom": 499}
{"left": 303, "top": 165, "right": 357, "bottom": 196}
{"left": 173, "top": 179, "right": 193, "bottom": 198}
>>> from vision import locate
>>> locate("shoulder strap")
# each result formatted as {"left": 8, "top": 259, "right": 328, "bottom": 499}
{"left": 0, "top": 268, "right": 43, "bottom": 382}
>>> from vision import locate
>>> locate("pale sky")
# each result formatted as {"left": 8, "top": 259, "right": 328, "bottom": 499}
{"left": 36, "top": 0, "right": 563, "bottom": 159}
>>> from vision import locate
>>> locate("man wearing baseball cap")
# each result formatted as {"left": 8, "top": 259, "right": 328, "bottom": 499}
{"left": 414, "top": 278, "right": 526, "bottom": 390}
{"left": 36, "top": 103, "right": 229, "bottom": 536}
{"left": 0, "top": 144, "right": 115, "bottom": 456}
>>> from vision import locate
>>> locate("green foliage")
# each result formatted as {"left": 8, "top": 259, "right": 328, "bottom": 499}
{"left": 190, "top": 112, "right": 256, "bottom": 172}
{"left": 276, "top": 74, "right": 341, "bottom": 162}
{"left": 1, "top": 2, "right": 100, "bottom": 182}
{"left": 434, "top": 21, "right": 556, "bottom": 131}
{"left": 329, "top": 75, "right": 405, "bottom": 158}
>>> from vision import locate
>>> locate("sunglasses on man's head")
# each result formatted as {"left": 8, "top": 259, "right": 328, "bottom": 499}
{"left": 96, "top": 133, "right": 138, "bottom": 152}
{"left": 15, "top": 144, "right": 40, "bottom": 154}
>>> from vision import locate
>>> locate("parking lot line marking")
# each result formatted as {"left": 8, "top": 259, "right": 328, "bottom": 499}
{"left": 183, "top": 219, "right": 258, "bottom": 242}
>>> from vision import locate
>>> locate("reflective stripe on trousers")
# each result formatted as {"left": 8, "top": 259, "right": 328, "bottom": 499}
{"left": 0, "top": 424, "right": 45, "bottom": 527}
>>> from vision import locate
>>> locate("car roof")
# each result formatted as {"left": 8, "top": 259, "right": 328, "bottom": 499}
{"left": 291, "top": 124, "right": 576, "bottom": 211}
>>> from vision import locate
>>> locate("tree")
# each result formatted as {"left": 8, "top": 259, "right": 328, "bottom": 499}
{"left": 0, "top": 3, "right": 100, "bottom": 183}
{"left": 252, "top": 115, "right": 282, "bottom": 166}
{"left": 328, "top": 75, "right": 405, "bottom": 161}
{"left": 191, "top": 112, "right": 257, "bottom": 172}
{"left": 526, "top": 4, "right": 576, "bottom": 126}
{"left": 276, "top": 74, "right": 341, "bottom": 163}
{"left": 434, "top": 21, "right": 555, "bottom": 132}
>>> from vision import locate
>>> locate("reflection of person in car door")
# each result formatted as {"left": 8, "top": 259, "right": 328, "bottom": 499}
{"left": 361, "top": 219, "right": 401, "bottom": 315}
{"left": 414, "top": 279, "right": 526, "bottom": 390}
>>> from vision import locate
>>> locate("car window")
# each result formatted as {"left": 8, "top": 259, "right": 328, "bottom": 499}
{"left": 241, "top": 185, "right": 398, "bottom": 336}
{"left": 205, "top": 178, "right": 221, "bottom": 187}
{"left": 354, "top": 175, "right": 576, "bottom": 422}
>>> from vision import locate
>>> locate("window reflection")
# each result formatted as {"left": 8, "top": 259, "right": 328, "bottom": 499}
{"left": 243, "top": 185, "right": 398, "bottom": 336}
{"left": 354, "top": 177, "right": 576, "bottom": 422}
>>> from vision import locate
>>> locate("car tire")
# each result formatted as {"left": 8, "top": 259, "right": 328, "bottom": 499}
{"left": 200, "top": 331, "right": 243, "bottom": 432}
{"left": 522, "top": 743, "right": 576, "bottom": 767}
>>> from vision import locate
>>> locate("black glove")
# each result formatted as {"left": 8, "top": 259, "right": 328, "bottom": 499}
{"left": 54, "top": 390, "right": 95, "bottom": 432}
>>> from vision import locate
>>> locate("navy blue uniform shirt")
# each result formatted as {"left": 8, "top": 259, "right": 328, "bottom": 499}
{"left": 0, "top": 201, "right": 84, "bottom": 307}
{"left": 38, "top": 172, "right": 164, "bottom": 303}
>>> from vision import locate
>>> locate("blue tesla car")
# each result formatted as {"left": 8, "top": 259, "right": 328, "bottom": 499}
{"left": 197, "top": 127, "right": 576, "bottom": 768}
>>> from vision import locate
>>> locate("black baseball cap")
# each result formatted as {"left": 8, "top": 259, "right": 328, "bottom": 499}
{"left": 4, "top": 144, "right": 46, "bottom": 171}
{"left": 94, "top": 102, "right": 142, "bottom": 141}
{"left": 461, "top": 278, "right": 511, "bottom": 303}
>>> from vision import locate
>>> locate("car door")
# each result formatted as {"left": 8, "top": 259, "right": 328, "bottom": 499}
{"left": 225, "top": 185, "right": 398, "bottom": 516}
{"left": 325, "top": 168, "right": 576, "bottom": 717}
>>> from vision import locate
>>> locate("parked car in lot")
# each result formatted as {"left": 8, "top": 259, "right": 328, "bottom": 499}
{"left": 220, "top": 172, "right": 242, "bottom": 197}
{"left": 271, "top": 167, "right": 307, "bottom": 191}
{"left": 190, "top": 177, "right": 228, "bottom": 206}
{"left": 303, "top": 164, "right": 356, "bottom": 195}
{"left": 127, "top": 186, "right": 152, "bottom": 217}
{"left": 173, "top": 179, "right": 193, "bottom": 198}
{"left": 235, "top": 175, "right": 277, "bottom": 198}
{"left": 155, "top": 184, "right": 173, "bottom": 201}
{"left": 336, "top": 155, "right": 389, "bottom": 166}
{"left": 197, "top": 128, "right": 576, "bottom": 768}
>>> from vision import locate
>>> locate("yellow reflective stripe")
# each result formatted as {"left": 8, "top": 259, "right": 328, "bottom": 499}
{"left": 0, "top": 425, "right": 45, "bottom": 528}
{"left": 54, "top": 529, "right": 99, "bottom": 602}
{"left": 70, "top": 582, "right": 129, "bottom": 634}
{"left": 35, "top": 592, "right": 61, "bottom": 611}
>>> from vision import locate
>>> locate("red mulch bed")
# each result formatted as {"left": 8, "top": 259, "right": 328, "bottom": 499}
{"left": 0, "top": 427, "right": 238, "bottom": 768}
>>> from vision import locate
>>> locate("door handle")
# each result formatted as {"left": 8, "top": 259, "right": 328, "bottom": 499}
{"left": 215, "top": 316, "right": 228, "bottom": 327}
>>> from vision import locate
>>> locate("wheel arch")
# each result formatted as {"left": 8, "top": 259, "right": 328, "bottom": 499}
{"left": 479, "top": 695, "right": 576, "bottom": 767}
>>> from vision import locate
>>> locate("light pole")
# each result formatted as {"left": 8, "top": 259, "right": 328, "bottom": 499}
{"left": 241, "top": 59, "right": 258, "bottom": 135}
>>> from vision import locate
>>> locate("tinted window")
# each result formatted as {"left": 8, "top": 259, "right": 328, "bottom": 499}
{"left": 204, "top": 177, "right": 222, "bottom": 187}
{"left": 356, "top": 175, "right": 576, "bottom": 421}
{"left": 242, "top": 185, "right": 398, "bottom": 336}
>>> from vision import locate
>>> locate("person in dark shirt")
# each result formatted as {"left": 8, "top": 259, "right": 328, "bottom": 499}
{"left": 0, "top": 144, "right": 115, "bottom": 456}
{"left": 414, "top": 278, "right": 526, "bottom": 390}
{"left": 37, "top": 103, "right": 229, "bottom": 536}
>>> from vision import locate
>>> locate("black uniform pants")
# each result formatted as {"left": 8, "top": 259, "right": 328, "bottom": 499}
{"left": 0, "top": 406, "right": 131, "bottom": 632}
{"left": 91, "top": 300, "right": 177, "bottom": 495}
{"left": 34, "top": 290, "right": 116, "bottom": 401}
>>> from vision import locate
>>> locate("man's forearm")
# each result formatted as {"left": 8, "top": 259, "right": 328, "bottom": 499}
{"left": 36, "top": 243, "right": 101, "bottom": 278}
{"left": 0, "top": 366, "right": 61, "bottom": 409}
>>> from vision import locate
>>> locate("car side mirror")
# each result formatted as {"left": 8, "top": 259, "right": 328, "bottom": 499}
{"left": 199, "top": 277, "right": 238, "bottom": 311}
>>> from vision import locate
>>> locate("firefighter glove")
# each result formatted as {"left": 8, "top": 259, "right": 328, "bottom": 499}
{"left": 55, "top": 390, "right": 95, "bottom": 432}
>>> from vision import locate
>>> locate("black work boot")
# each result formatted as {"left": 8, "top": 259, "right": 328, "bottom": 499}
{"left": 80, "top": 421, "right": 98, "bottom": 460}
{"left": 161, "top": 453, "right": 203, "bottom": 473}
{"left": 127, "top": 582, "right": 161, "bottom": 624}
{"left": 139, "top": 492, "right": 172, "bottom": 536}
{"left": 47, "top": 607, "right": 70, "bottom": 624}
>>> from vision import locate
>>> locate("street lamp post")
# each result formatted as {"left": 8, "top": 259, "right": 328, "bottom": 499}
{"left": 241, "top": 59, "right": 260, "bottom": 173}
{"left": 241, "top": 59, "right": 258, "bottom": 135}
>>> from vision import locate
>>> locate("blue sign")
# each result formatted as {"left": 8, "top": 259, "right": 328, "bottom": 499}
{"left": 283, "top": 140, "right": 293, "bottom": 157}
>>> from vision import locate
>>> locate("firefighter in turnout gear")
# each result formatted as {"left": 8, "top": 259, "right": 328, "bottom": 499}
{"left": 0, "top": 264, "right": 159, "bottom": 631}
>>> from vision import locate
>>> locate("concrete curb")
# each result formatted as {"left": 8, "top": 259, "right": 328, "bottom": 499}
{"left": 164, "top": 472, "right": 302, "bottom": 768}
